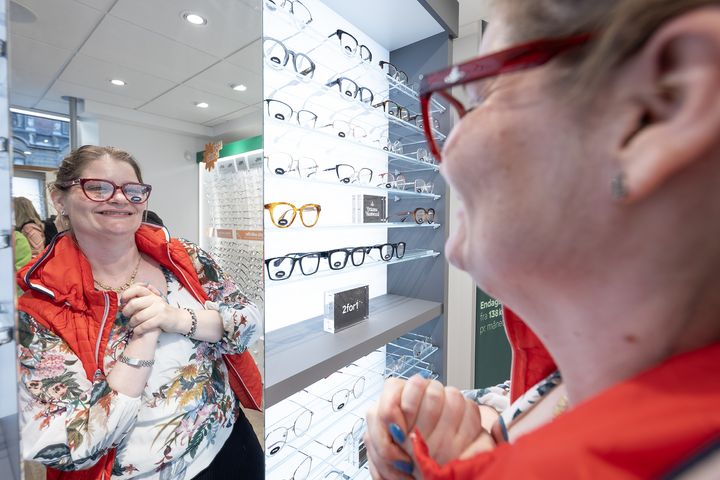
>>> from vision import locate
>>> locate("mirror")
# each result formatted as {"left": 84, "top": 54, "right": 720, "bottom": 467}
{"left": 5, "top": 1, "right": 264, "bottom": 479}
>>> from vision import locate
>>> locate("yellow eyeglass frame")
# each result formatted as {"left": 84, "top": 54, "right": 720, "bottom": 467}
{"left": 264, "top": 202, "right": 321, "bottom": 228}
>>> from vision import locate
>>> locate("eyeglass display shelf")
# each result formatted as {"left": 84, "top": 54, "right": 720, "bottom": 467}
{"left": 265, "top": 249, "right": 439, "bottom": 285}
{"left": 264, "top": 223, "right": 441, "bottom": 234}
{"left": 267, "top": 170, "right": 441, "bottom": 200}
{"left": 265, "top": 293, "right": 443, "bottom": 407}
{"left": 264, "top": 7, "right": 445, "bottom": 115}
{"left": 266, "top": 67, "right": 446, "bottom": 142}
{"left": 265, "top": 119, "right": 440, "bottom": 173}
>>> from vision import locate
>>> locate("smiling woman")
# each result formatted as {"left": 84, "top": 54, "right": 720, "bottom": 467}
{"left": 15, "top": 146, "right": 264, "bottom": 480}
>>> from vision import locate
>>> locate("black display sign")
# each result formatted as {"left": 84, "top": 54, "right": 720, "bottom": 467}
{"left": 324, "top": 285, "right": 370, "bottom": 333}
{"left": 363, "top": 195, "right": 386, "bottom": 223}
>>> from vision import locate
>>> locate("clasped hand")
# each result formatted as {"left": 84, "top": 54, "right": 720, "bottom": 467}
{"left": 120, "top": 283, "right": 181, "bottom": 336}
{"left": 364, "top": 376, "right": 496, "bottom": 479}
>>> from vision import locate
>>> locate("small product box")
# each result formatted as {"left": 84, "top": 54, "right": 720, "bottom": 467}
{"left": 324, "top": 285, "right": 370, "bottom": 333}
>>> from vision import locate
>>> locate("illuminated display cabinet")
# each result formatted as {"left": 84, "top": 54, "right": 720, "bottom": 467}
{"left": 263, "top": 1, "right": 457, "bottom": 478}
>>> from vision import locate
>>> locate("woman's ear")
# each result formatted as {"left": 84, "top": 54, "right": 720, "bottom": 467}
{"left": 615, "top": 7, "right": 720, "bottom": 203}
{"left": 50, "top": 189, "right": 65, "bottom": 216}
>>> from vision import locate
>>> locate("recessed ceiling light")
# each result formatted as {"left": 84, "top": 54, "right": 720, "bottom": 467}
{"left": 182, "top": 12, "right": 207, "bottom": 25}
{"left": 110, "top": 79, "right": 126, "bottom": 86}
{"left": 23, "top": 150, "right": 32, "bottom": 155}
{"left": 195, "top": 102, "right": 209, "bottom": 109}
{"left": 231, "top": 84, "right": 248, "bottom": 92}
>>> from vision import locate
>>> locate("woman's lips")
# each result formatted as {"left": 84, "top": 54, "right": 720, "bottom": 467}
{"left": 97, "top": 211, "right": 133, "bottom": 216}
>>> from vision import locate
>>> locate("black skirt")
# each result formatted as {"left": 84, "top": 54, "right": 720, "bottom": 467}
{"left": 191, "top": 409, "right": 264, "bottom": 480}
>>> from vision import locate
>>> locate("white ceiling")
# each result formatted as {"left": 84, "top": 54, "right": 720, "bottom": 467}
{"left": 322, "top": 0, "right": 444, "bottom": 51}
{"left": 9, "top": 0, "right": 262, "bottom": 138}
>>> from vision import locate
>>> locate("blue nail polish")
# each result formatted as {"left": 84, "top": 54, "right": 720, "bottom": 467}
{"left": 389, "top": 423, "right": 406, "bottom": 444}
{"left": 419, "top": 369, "right": 431, "bottom": 379}
{"left": 393, "top": 460, "right": 414, "bottom": 474}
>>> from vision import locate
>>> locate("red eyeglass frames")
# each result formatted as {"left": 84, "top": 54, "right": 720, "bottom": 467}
{"left": 419, "top": 33, "right": 592, "bottom": 162}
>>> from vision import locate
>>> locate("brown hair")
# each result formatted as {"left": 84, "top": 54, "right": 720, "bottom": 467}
{"left": 52, "top": 145, "right": 143, "bottom": 192}
{"left": 13, "top": 196, "right": 43, "bottom": 229}
{"left": 494, "top": 0, "right": 720, "bottom": 94}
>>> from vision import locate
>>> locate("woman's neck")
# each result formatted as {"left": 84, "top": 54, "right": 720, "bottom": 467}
{"left": 512, "top": 259, "right": 720, "bottom": 407}
{"left": 74, "top": 232, "right": 141, "bottom": 281}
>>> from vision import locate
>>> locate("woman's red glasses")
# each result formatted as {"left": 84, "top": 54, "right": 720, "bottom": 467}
{"left": 419, "top": 33, "right": 592, "bottom": 162}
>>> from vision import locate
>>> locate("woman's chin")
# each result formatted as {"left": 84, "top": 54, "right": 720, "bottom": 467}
{"left": 445, "top": 229, "right": 468, "bottom": 271}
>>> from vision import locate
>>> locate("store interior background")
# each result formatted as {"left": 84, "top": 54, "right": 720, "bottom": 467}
{"left": 0, "top": 0, "right": 501, "bottom": 479}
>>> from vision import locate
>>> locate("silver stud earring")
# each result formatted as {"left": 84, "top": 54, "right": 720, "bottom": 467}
{"left": 61, "top": 209, "right": 66, "bottom": 216}
{"left": 611, "top": 173, "right": 628, "bottom": 201}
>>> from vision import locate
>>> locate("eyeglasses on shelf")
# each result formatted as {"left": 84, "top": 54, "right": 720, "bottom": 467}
{"left": 409, "top": 114, "right": 440, "bottom": 131}
{"left": 265, "top": 153, "right": 318, "bottom": 178}
{"left": 303, "top": 374, "right": 364, "bottom": 411}
{"left": 376, "top": 172, "right": 406, "bottom": 189}
{"left": 312, "top": 416, "right": 365, "bottom": 455}
{"left": 265, "top": 241, "right": 408, "bottom": 281}
{"left": 373, "top": 100, "right": 411, "bottom": 122}
{"left": 318, "top": 120, "right": 367, "bottom": 140}
{"left": 265, "top": 253, "right": 320, "bottom": 280}
{"left": 265, "top": 403, "right": 314, "bottom": 457}
{"left": 264, "top": 202, "right": 321, "bottom": 228}
{"left": 58, "top": 178, "right": 152, "bottom": 204}
{"left": 319, "top": 164, "right": 372, "bottom": 185}
{"left": 379, "top": 60, "right": 409, "bottom": 84}
{"left": 265, "top": 0, "right": 312, "bottom": 26}
{"left": 365, "top": 242, "right": 406, "bottom": 261}
{"left": 263, "top": 37, "right": 316, "bottom": 78}
{"left": 265, "top": 99, "right": 318, "bottom": 128}
{"left": 326, "top": 77, "right": 374, "bottom": 104}
{"left": 415, "top": 147, "right": 436, "bottom": 165}
{"left": 275, "top": 448, "right": 313, "bottom": 480}
{"left": 328, "top": 29, "right": 372, "bottom": 62}
{"left": 401, "top": 178, "right": 434, "bottom": 194}
{"left": 393, "top": 207, "right": 435, "bottom": 224}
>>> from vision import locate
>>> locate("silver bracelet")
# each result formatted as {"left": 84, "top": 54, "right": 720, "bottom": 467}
{"left": 184, "top": 308, "right": 198, "bottom": 338}
{"left": 118, "top": 353, "right": 155, "bottom": 368}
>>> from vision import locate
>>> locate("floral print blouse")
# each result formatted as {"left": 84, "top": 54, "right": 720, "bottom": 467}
{"left": 18, "top": 243, "right": 261, "bottom": 479}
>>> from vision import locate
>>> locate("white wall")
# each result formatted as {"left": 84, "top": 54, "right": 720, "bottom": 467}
{"left": 96, "top": 118, "right": 209, "bottom": 242}
{"left": 444, "top": 16, "right": 487, "bottom": 390}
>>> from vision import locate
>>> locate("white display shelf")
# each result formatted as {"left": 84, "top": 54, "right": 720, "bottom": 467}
{"left": 265, "top": 294, "right": 444, "bottom": 407}
{"left": 264, "top": 249, "right": 440, "bottom": 285}
{"left": 262, "top": 8, "right": 446, "bottom": 115}
{"left": 266, "top": 172, "right": 441, "bottom": 200}
{"left": 264, "top": 222, "right": 441, "bottom": 233}
{"left": 265, "top": 65, "right": 447, "bottom": 142}
{"left": 264, "top": 118, "right": 440, "bottom": 173}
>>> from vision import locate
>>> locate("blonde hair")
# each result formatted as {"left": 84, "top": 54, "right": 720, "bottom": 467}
{"left": 51, "top": 145, "right": 143, "bottom": 193}
{"left": 13, "top": 196, "right": 43, "bottom": 229}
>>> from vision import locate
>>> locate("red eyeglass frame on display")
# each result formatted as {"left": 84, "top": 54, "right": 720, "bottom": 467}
{"left": 419, "top": 33, "right": 593, "bottom": 162}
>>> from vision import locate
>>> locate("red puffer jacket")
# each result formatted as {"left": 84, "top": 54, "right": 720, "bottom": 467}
{"left": 412, "top": 308, "right": 720, "bottom": 478}
{"left": 17, "top": 224, "right": 262, "bottom": 480}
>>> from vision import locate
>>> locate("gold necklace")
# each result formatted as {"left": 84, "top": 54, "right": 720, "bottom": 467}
{"left": 93, "top": 256, "right": 142, "bottom": 293}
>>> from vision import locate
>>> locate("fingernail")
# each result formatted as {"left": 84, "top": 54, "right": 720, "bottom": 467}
{"left": 418, "top": 370, "right": 431, "bottom": 379}
{"left": 392, "top": 460, "right": 414, "bottom": 475}
{"left": 388, "top": 423, "right": 406, "bottom": 444}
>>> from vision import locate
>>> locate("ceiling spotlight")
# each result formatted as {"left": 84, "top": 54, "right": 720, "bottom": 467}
{"left": 110, "top": 79, "right": 126, "bottom": 86}
{"left": 231, "top": 84, "right": 248, "bottom": 92}
{"left": 23, "top": 150, "right": 32, "bottom": 155}
{"left": 195, "top": 102, "right": 209, "bottom": 109}
{"left": 182, "top": 12, "right": 207, "bottom": 25}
